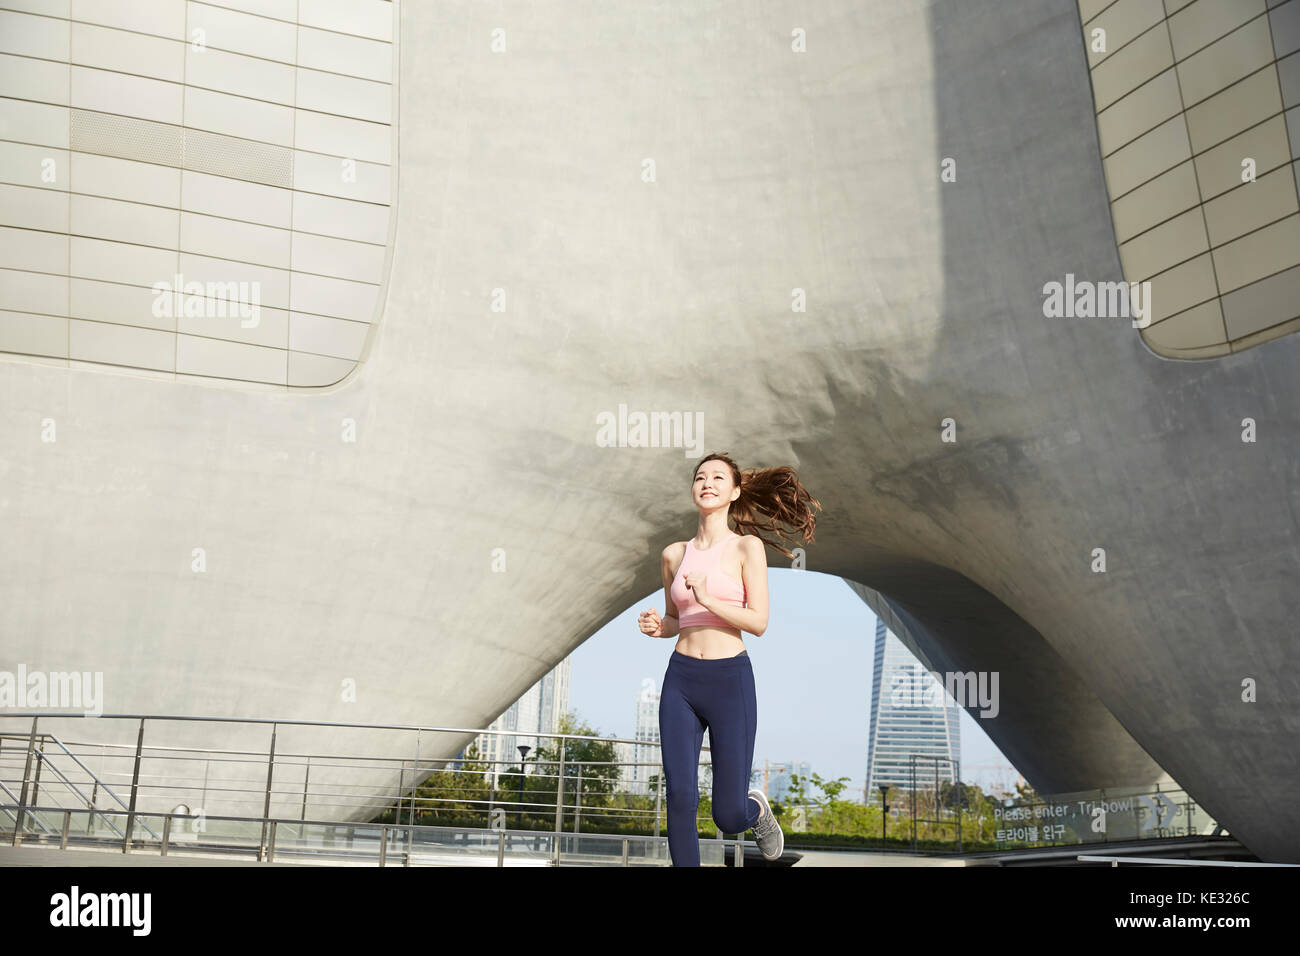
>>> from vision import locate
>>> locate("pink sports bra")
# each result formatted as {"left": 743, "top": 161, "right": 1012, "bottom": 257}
{"left": 670, "top": 531, "right": 747, "bottom": 629}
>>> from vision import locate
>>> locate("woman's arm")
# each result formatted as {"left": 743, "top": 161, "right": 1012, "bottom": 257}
{"left": 657, "top": 544, "right": 682, "bottom": 638}
{"left": 695, "top": 536, "right": 769, "bottom": 637}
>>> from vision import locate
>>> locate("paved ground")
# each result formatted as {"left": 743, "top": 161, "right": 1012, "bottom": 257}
{"left": 2, "top": 843, "right": 968, "bottom": 867}
{"left": 791, "top": 850, "right": 966, "bottom": 867}
{"left": 0, "top": 845, "right": 309, "bottom": 866}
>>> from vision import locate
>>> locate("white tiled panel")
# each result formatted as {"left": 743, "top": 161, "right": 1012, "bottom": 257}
{"left": 289, "top": 272, "right": 378, "bottom": 322}
{"left": 180, "top": 211, "right": 292, "bottom": 269}
{"left": 292, "top": 192, "right": 389, "bottom": 245}
{"left": 296, "top": 26, "right": 391, "bottom": 82}
{"left": 183, "top": 86, "right": 295, "bottom": 148}
{"left": 71, "top": 194, "right": 179, "bottom": 248}
{"left": 68, "top": 0, "right": 186, "bottom": 40}
{"left": 185, "top": 2, "right": 297, "bottom": 63}
{"left": 180, "top": 170, "right": 292, "bottom": 229}
{"left": 70, "top": 67, "right": 184, "bottom": 125}
{"left": 0, "top": 99, "right": 68, "bottom": 148}
{"left": 1079, "top": 0, "right": 1300, "bottom": 357}
{"left": 0, "top": 0, "right": 397, "bottom": 387}
{"left": 71, "top": 277, "right": 176, "bottom": 332}
{"left": 70, "top": 154, "right": 181, "bottom": 206}
{"left": 0, "top": 270, "right": 66, "bottom": 314}
{"left": 298, "top": 0, "right": 392, "bottom": 43}
{"left": 70, "top": 22, "right": 184, "bottom": 83}
{"left": 70, "top": 236, "right": 178, "bottom": 287}
{"left": 291, "top": 231, "right": 386, "bottom": 283}
{"left": 0, "top": 52, "right": 71, "bottom": 103}
{"left": 0, "top": 225, "right": 66, "bottom": 272}
{"left": 0, "top": 10, "right": 70, "bottom": 59}
{"left": 0, "top": 183, "right": 68, "bottom": 231}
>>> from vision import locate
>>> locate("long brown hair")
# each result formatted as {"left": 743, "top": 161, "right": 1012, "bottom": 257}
{"left": 692, "top": 452, "right": 821, "bottom": 560}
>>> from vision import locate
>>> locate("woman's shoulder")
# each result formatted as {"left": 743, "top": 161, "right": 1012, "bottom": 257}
{"left": 660, "top": 540, "right": 688, "bottom": 560}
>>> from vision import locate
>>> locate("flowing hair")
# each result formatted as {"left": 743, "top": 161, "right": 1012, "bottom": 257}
{"left": 692, "top": 452, "right": 822, "bottom": 560}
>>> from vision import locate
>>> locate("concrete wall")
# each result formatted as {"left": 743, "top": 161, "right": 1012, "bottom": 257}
{"left": 2, "top": 0, "right": 1298, "bottom": 860}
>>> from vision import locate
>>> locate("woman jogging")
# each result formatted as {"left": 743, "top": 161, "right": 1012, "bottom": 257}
{"left": 637, "top": 451, "right": 821, "bottom": 866}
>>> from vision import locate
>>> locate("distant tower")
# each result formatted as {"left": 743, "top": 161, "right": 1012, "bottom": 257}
{"left": 865, "top": 618, "right": 960, "bottom": 793}
{"left": 470, "top": 656, "right": 571, "bottom": 785}
{"left": 630, "top": 681, "right": 661, "bottom": 795}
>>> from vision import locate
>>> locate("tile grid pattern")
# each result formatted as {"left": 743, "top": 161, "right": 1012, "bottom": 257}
{"left": 0, "top": 0, "right": 397, "bottom": 389}
{"left": 1078, "top": 0, "right": 1300, "bottom": 357}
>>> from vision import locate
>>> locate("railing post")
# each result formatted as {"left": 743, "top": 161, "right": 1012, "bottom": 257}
{"left": 60, "top": 810, "right": 71, "bottom": 850}
{"left": 408, "top": 730, "right": 421, "bottom": 831}
{"left": 553, "top": 739, "right": 566, "bottom": 865}
{"left": 910, "top": 757, "right": 917, "bottom": 853}
{"left": 268, "top": 819, "right": 277, "bottom": 863}
{"left": 734, "top": 839, "right": 743, "bottom": 867}
{"left": 12, "top": 716, "right": 38, "bottom": 847}
{"left": 622, "top": 838, "right": 629, "bottom": 866}
{"left": 31, "top": 737, "right": 45, "bottom": 818}
{"left": 258, "top": 724, "right": 276, "bottom": 862}
{"left": 654, "top": 771, "right": 663, "bottom": 838}
{"left": 404, "top": 731, "right": 421, "bottom": 865}
{"left": 301, "top": 757, "right": 310, "bottom": 822}
{"left": 497, "top": 830, "right": 505, "bottom": 867}
{"left": 395, "top": 760, "right": 405, "bottom": 833}
{"left": 378, "top": 825, "right": 387, "bottom": 867}
{"left": 122, "top": 718, "right": 145, "bottom": 854}
{"left": 161, "top": 815, "right": 171, "bottom": 856}
{"left": 575, "top": 770, "right": 583, "bottom": 834}
{"left": 957, "top": 759, "right": 963, "bottom": 854}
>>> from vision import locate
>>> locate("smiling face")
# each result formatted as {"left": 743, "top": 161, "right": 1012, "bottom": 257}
{"left": 693, "top": 459, "right": 740, "bottom": 511}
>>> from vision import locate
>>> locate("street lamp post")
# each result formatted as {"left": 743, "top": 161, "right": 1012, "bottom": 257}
{"left": 880, "top": 785, "right": 891, "bottom": 844}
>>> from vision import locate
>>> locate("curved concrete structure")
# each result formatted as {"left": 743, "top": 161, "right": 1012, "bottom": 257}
{"left": 3, "top": 0, "right": 1299, "bottom": 861}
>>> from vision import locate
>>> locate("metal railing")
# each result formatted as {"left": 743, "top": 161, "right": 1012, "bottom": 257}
{"left": 1, "top": 713, "right": 759, "bottom": 866}
{"left": 3, "top": 713, "right": 1227, "bottom": 864}
{"left": 1, "top": 802, "right": 757, "bottom": 866}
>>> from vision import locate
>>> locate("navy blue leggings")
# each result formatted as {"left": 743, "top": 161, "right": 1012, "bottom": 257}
{"left": 658, "top": 649, "right": 761, "bottom": 866}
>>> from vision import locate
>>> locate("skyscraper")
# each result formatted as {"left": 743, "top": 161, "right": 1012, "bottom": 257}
{"left": 627, "top": 681, "right": 661, "bottom": 796}
{"left": 470, "top": 656, "right": 571, "bottom": 786}
{"left": 866, "top": 619, "right": 960, "bottom": 794}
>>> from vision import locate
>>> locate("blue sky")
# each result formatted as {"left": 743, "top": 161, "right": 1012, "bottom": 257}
{"left": 570, "top": 568, "right": 1021, "bottom": 802}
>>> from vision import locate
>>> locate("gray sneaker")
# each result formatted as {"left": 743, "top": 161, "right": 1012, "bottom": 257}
{"left": 748, "top": 788, "right": 784, "bottom": 860}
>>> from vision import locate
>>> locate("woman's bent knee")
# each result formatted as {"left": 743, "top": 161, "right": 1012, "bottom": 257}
{"left": 712, "top": 807, "right": 748, "bottom": 834}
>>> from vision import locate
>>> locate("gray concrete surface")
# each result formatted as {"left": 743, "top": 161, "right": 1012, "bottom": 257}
{"left": 2, "top": 0, "right": 1298, "bottom": 862}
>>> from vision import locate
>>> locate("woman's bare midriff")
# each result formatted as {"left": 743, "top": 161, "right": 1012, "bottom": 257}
{"left": 669, "top": 537, "right": 748, "bottom": 659}
{"left": 674, "top": 626, "right": 745, "bottom": 659}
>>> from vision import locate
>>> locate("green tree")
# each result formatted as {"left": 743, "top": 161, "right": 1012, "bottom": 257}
{"left": 807, "top": 772, "right": 852, "bottom": 835}
{"left": 519, "top": 711, "right": 621, "bottom": 828}
{"left": 397, "top": 739, "right": 493, "bottom": 826}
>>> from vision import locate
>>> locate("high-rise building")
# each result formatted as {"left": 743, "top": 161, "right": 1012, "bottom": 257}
{"left": 866, "top": 618, "right": 960, "bottom": 794}
{"left": 626, "top": 681, "right": 661, "bottom": 795}
{"left": 466, "top": 656, "right": 571, "bottom": 787}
